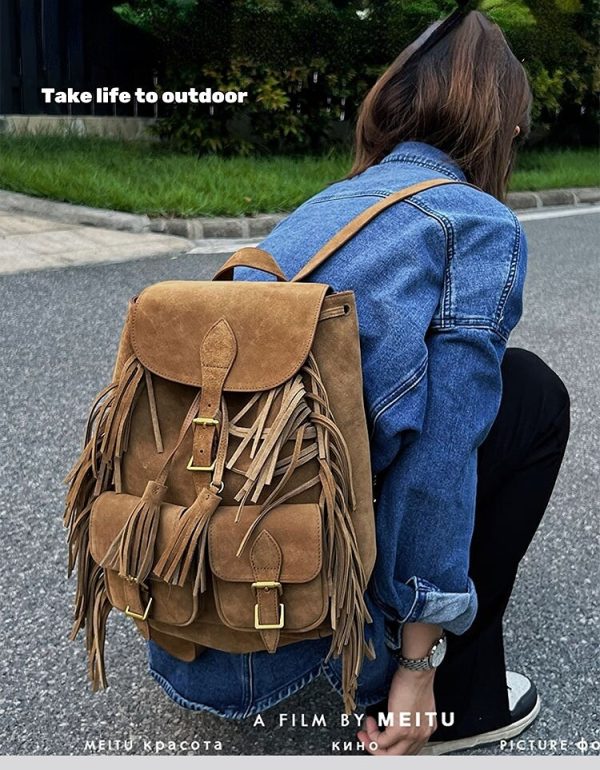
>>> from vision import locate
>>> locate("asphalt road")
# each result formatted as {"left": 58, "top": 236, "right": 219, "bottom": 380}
{"left": 1, "top": 207, "right": 598, "bottom": 756}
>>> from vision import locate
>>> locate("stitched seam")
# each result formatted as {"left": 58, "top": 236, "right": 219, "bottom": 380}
{"left": 379, "top": 154, "right": 463, "bottom": 181}
{"left": 368, "top": 353, "right": 428, "bottom": 420}
{"left": 431, "top": 319, "right": 509, "bottom": 343}
{"left": 306, "top": 190, "right": 391, "bottom": 205}
{"left": 369, "top": 357, "right": 428, "bottom": 437}
{"left": 243, "top": 653, "right": 254, "bottom": 719}
{"left": 431, "top": 315, "right": 507, "bottom": 326}
{"left": 250, "top": 532, "right": 282, "bottom": 574}
{"left": 405, "top": 198, "right": 455, "bottom": 326}
{"left": 495, "top": 210, "right": 522, "bottom": 329}
{"left": 321, "top": 661, "right": 391, "bottom": 709}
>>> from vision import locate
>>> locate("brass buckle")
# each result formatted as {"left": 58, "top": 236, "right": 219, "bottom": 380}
{"left": 254, "top": 602, "right": 285, "bottom": 630}
{"left": 187, "top": 416, "right": 220, "bottom": 471}
{"left": 186, "top": 456, "right": 216, "bottom": 472}
{"left": 193, "top": 417, "right": 220, "bottom": 426}
{"left": 251, "top": 580, "right": 282, "bottom": 593}
{"left": 252, "top": 581, "right": 284, "bottom": 629}
{"left": 124, "top": 596, "right": 153, "bottom": 622}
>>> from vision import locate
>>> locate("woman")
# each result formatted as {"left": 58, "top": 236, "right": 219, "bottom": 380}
{"left": 148, "top": 7, "right": 570, "bottom": 756}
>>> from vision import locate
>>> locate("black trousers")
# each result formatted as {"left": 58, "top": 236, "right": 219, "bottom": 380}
{"left": 367, "top": 347, "right": 571, "bottom": 738}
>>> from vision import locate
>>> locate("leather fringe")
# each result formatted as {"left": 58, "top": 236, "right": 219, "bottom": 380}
{"left": 85, "top": 564, "right": 112, "bottom": 691}
{"left": 228, "top": 375, "right": 314, "bottom": 517}
{"left": 64, "top": 356, "right": 143, "bottom": 634}
{"left": 303, "top": 353, "right": 374, "bottom": 715}
{"left": 63, "top": 354, "right": 157, "bottom": 688}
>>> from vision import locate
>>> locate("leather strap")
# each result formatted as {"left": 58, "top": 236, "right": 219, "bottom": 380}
{"left": 291, "top": 178, "right": 474, "bottom": 282}
{"left": 122, "top": 579, "right": 151, "bottom": 640}
{"left": 191, "top": 319, "right": 237, "bottom": 496}
{"left": 213, "top": 247, "right": 288, "bottom": 282}
{"left": 250, "top": 529, "right": 283, "bottom": 653}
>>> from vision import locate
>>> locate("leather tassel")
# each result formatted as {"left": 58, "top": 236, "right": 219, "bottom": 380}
{"left": 101, "top": 480, "right": 167, "bottom": 583}
{"left": 154, "top": 488, "right": 222, "bottom": 595}
{"left": 228, "top": 353, "right": 373, "bottom": 714}
{"left": 64, "top": 359, "right": 194, "bottom": 692}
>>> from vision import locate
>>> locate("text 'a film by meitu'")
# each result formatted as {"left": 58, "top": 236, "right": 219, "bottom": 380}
{"left": 40, "top": 87, "right": 249, "bottom": 105}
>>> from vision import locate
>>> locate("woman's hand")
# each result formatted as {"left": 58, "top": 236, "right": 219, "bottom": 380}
{"left": 356, "top": 622, "right": 442, "bottom": 755}
{"left": 357, "top": 667, "right": 437, "bottom": 755}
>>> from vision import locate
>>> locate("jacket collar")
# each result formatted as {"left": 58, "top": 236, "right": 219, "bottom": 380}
{"left": 381, "top": 140, "right": 467, "bottom": 182}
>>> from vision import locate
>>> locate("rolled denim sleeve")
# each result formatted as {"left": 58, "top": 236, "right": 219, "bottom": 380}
{"left": 369, "top": 209, "right": 527, "bottom": 645}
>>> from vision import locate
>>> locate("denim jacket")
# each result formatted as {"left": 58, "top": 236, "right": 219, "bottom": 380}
{"left": 148, "top": 140, "right": 527, "bottom": 716}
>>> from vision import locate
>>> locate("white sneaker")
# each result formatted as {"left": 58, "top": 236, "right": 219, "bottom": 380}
{"left": 420, "top": 671, "right": 541, "bottom": 755}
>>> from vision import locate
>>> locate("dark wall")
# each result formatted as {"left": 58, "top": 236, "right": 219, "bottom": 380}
{"left": 0, "top": 0, "right": 157, "bottom": 115}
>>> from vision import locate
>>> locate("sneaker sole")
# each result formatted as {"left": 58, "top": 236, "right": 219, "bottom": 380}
{"left": 420, "top": 694, "right": 541, "bottom": 756}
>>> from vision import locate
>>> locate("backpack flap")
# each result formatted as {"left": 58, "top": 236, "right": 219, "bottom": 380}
{"left": 208, "top": 503, "right": 328, "bottom": 636}
{"left": 89, "top": 491, "right": 200, "bottom": 626}
{"left": 130, "top": 280, "right": 330, "bottom": 392}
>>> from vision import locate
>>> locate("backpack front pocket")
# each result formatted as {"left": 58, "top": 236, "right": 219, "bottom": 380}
{"left": 208, "top": 503, "right": 328, "bottom": 634}
{"left": 89, "top": 491, "right": 201, "bottom": 626}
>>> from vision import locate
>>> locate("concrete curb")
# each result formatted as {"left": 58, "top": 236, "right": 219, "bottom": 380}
{"left": 0, "top": 186, "right": 598, "bottom": 240}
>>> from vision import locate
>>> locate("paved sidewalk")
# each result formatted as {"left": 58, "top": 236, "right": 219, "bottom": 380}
{"left": 0, "top": 210, "right": 193, "bottom": 274}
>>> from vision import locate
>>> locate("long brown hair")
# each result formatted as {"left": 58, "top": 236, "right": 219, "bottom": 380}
{"left": 350, "top": 11, "right": 532, "bottom": 202}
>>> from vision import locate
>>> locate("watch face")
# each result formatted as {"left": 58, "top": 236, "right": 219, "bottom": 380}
{"left": 430, "top": 636, "right": 447, "bottom": 668}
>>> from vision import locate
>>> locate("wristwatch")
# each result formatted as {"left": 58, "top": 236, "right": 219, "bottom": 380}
{"left": 393, "top": 633, "right": 447, "bottom": 671}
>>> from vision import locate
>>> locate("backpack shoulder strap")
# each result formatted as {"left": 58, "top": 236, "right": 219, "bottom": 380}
{"left": 291, "top": 177, "right": 475, "bottom": 283}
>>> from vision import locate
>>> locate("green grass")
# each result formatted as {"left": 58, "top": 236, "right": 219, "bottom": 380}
{"left": 511, "top": 148, "right": 600, "bottom": 192}
{"left": 0, "top": 134, "right": 597, "bottom": 217}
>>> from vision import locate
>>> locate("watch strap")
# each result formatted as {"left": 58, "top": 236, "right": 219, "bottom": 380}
{"left": 394, "top": 654, "right": 436, "bottom": 671}
{"left": 393, "top": 633, "right": 446, "bottom": 671}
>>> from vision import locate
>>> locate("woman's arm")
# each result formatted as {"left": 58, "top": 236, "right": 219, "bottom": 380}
{"left": 357, "top": 622, "right": 442, "bottom": 755}
{"left": 369, "top": 210, "right": 527, "bottom": 639}
{"left": 360, "top": 210, "right": 527, "bottom": 756}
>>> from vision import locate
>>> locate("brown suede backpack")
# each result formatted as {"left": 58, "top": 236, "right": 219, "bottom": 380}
{"left": 64, "top": 178, "right": 454, "bottom": 713}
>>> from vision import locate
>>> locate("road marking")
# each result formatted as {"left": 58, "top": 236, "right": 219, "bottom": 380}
{"left": 517, "top": 205, "right": 600, "bottom": 222}
{"left": 187, "top": 237, "right": 260, "bottom": 254}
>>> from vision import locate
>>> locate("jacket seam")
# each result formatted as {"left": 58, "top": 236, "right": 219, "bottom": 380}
{"left": 495, "top": 210, "right": 522, "bottom": 328}
{"left": 369, "top": 354, "right": 428, "bottom": 436}
{"left": 242, "top": 652, "right": 254, "bottom": 719}
{"left": 407, "top": 198, "right": 519, "bottom": 341}
{"left": 306, "top": 189, "right": 391, "bottom": 205}
{"left": 379, "top": 154, "right": 464, "bottom": 181}
{"left": 430, "top": 318, "right": 510, "bottom": 343}
{"left": 405, "top": 198, "right": 455, "bottom": 326}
